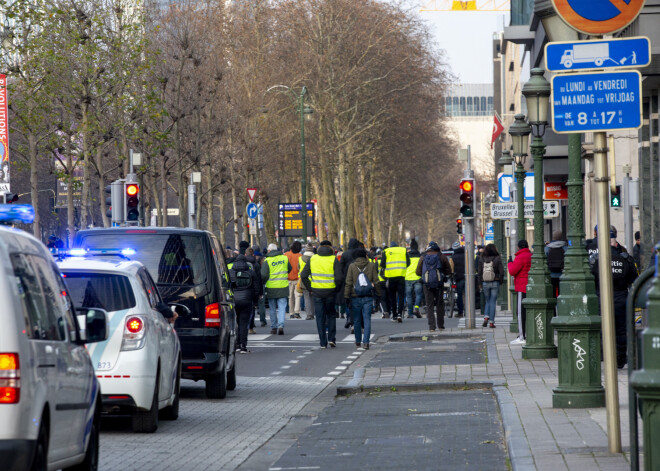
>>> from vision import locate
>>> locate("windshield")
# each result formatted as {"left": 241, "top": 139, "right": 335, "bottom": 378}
{"left": 77, "top": 233, "right": 207, "bottom": 286}
{"left": 62, "top": 273, "right": 136, "bottom": 312}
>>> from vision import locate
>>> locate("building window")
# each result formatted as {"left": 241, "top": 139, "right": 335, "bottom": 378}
{"left": 481, "top": 97, "right": 487, "bottom": 114}
{"left": 460, "top": 96, "right": 466, "bottom": 114}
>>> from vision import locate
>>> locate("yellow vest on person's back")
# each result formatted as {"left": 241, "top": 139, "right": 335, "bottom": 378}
{"left": 405, "top": 257, "right": 421, "bottom": 281}
{"left": 265, "top": 255, "right": 288, "bottom": 289}
{"left": 384, "top": 247, "right": 407, "bottom": 278}
{"left": 309, "top": 254, "right": 336, "bottom": 289}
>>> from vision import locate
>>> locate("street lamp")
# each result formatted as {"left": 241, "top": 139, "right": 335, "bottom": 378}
{"left": 263, "top": 85, "right": 313, "bottom": 241}
{"left": 497, "top": 149, "right": 516, "bottom": 330}
{"left": 520, "top": 68, "right": 556, "bottom": 360}
{"left": 508, "top": 114, "right": 530, "bottom": 244}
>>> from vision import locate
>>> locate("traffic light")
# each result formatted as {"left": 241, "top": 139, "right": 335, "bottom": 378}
{"left": 125, "top": 182, "right": 140, "bottom": 222}
{"left": 459, "top": 178, "right": 475, "bottom": 219}
{"left": 610, "top": 184, "right": 622, "bottom": 208}
{"left": 1, "top": 192, "right": 18, "bottom": 204}
{"left": 105, "top": 185, "right": 113, "bottom": 218}
{"left": 456, "top": 218, "right": 463, "bottom": 234}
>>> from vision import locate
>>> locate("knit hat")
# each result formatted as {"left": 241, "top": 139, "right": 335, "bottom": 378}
{"left": 426, "top": 241, "right": 440, "bottom": 252}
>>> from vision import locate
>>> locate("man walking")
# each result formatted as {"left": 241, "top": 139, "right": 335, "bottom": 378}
{"left": 301, "top": 240, "right": 342, "bottom": 348}
{"left": 451, "top": 242, "right": 466, "bottom": 318}
{"left": 405, "top": 240, "right": 423, "bottom": 318}
{"left": 261, "top": 243, "right": 291, "bottom": 335}
{"left": 416, "top": 241, "right": 451, "bottom": 331}
{"left": 297, "top": 244, "right": 316, "bottom": 320}
{"left": 228, "top": 255, "right": 260, "bottom": 353}
{"left": 286, "top": 241, "right": 303, "bottom": 319}
{"left": 344, "top": 248, "right": 380, "bottom": 349}
{"left": 380, "top": 242, "right": 410, "bottom": 322}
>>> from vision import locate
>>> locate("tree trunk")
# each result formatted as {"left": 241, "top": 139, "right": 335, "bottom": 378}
{"left": 387, "top": 186, "right": 396, "bottom": 246}
{"left": 217, "top": 189, "right": 227, "bottom": 248}
{"left": 353, "top": 165, "right": 363, "bottom": 241}
{"left": 159, "top": 157, "right": 167, "bottom": 227}
{"left": 262, "top": 197, "right": 276, "bottom": 244}
{"left": 97, "top": 146, "right": 109, "bottom": 227}
{"left": 80, "top": 102, "right": 90, "bottom": 229}
{"left": 28, "top": 134, "right": 40, "bottom": 237}
{"left": 366, "top": 160, "right": 376, "bottom": 247}
{"left": 66, "top": 136, "right": 75, "bottom": 248}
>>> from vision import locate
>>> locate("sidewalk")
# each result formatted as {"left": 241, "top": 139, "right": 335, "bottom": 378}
{"left": 337, "top": 311, "right": 635, "bottom": 471}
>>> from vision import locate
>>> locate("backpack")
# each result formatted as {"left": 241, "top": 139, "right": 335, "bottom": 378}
{"left": 547, "top": 247, "right": 565, "bottom": 273}
{"left": 422, "top": 254, "right": 443, "bottom": 289}
{"left": 354, "top": 266, "right": 374, "bottom": 297}
{"left": 482, "top": 260, "right": 496, "bottom": 282}
{"left": 232, "top": 270, "right": 253, "bottom": 289}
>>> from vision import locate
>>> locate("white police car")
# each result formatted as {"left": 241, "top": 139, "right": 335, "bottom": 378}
{"left": 0, "top": 206, "right": 108, "bottom": 471}
{"left": 57, "top": 251, "right": 185, "bottom": 433}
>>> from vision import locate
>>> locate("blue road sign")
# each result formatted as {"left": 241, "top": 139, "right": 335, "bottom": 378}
{"left": 498, "top": 173, "right": 534, "bottom": 202}
{"left": 485, "top": 222, "right": 494, "bottom": 242}
{"left": 545, "top": 37, "right": 650, "bottom": 72}
{"left": 551, "top": 71, "right": 642, "bottom": 134}
{"left": 246, "top": 202, "right": 258, "bottom": 219}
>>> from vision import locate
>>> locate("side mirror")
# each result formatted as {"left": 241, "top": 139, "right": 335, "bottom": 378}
{"left": 168, "top": 303, "right": 191, "bottom": 318}
{"left": 76, "top": 308, "right": 108, "bottom": 344}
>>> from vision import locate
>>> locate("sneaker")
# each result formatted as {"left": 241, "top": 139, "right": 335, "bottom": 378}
{"left": 510, "top": 337, "right": 526, "bottom": 345}
{"left": 363, "top": 344, "right": 369, "bottom": 350}
{"left": 356, "top": 342, "right": 361, "bottom": 348}
{"left": 482, "top": 317, "right": 489, "bottom": 327}
{"left": 489, "top": 322, "right": 495, "bottom": 328}
{"left": 391, "top": 317, "right": 398, "bottom": 322}
{"left": 305, "top": 315, "right": 314, "bottom": 320}
{"left": 290, "top": 315, "right": 297, "bottom": 320}
{"left": 351, "top": 327, "right": 354, "bottom": 334}
{"left": 455, "top": 313, "right": 464, "bottom": 318}
{"left": 381, "top": 313, "right": 390, "bottom": 319}
{"left": 271, "top": 328, "right": 277, "bottom": 335}
{"left": 248, "top": 329, "right": 256, "bottom": 335}
{"left": 239, "top": 348, "right": 250, "bottom": 354}
{"left": 295, "top": 313, "right": 302, "bottom": 319}
{"left": 414, "top": 309, "right": 422, "bottom": 318}
{"left": 429, "top": 328, "right": 436, "bottom": 332}
{"left": 278, "top": 328, "right": 284, "bottom": 335}
{"left": 320, "top": 345, "right": 327, "bottom": 349}
{"left": 329, "top": 341, "right": 336, "bottom": 348}
{"left": 397, "top": 317, "right": 402, "bottom": 323}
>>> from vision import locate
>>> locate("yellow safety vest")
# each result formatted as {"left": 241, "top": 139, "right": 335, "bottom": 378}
{"left": 405, "top": 257, "right": 421, "bottom": 281}
{"left": 265, "top": 255, "right": 288, "bottom": 289}
{"left": 384, "top": 247, "right": 407, "bottom": 278}
{"left": 309, "top": 254, "right": 336, "bottom": 289}
{"left": 375, "top": 256, "right": 385, "bottom": 282}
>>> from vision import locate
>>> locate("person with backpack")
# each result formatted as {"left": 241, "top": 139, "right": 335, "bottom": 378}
{"left": 416, "top": 241, "right": 452, "bottom": 331}
{"left": 297, "top": 244, "right": 316, "bottom": 320}
{"left": 477, "top": 243, "right": 505, "bottom": 328}
{"left": 544, "top": 231, "right": 567, "bottom": 299}
{"left": 344, "top": 248, "right": 381, "bottom": 349}
{"left": 229, "top": 255, "right": 260, "bottom": 353}
{"left": 508, "top": 240, "right": 532, "bottom": 344}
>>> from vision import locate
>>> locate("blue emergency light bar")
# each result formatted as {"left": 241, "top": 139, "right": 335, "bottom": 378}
{"left": 0, "top": 205, "right": 35, "bottom": 225}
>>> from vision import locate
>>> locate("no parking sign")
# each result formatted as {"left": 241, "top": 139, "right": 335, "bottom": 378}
{"left": 551, "top": 0, "right": 646, "bottom": 35}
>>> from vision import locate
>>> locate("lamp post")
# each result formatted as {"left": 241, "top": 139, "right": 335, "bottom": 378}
{"left": 498, "top": 150, "right": 516, "bottom": 331}
{"left": 263, "top": 85, "right": 313, "bottom": 240}
{"left": 520, "top": 68, "right": 556, "bottom": 360}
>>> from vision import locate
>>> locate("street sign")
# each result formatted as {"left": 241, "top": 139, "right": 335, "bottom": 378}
{"left": 246, "top": 202, "right": 258, "bottom": 219}
{"left": 551, "top": 71, "right": 642, "bottom": 134}
{"left": 551, "top": 0, "right": 645, "bottom": 35}
{"left": 544, "top": 182, "right": 568, "bottom": 200}
{"left": 247, "top": 188, "right": 257, "bottom": 202}
{"left": 248, "top": 218, "right": 257, "bottom": 235}
{"left": 485, "top": 222, "right": 494, "bottom": 242}
{"left": 0, "top": 74, "right": 10, "bottom": 191}
{"left": 498, "top": 172, "right": 535, "bottom": 202}
{"left": 278, "top": 203, "right": 315, "bottom": 237}
{"left": 545, "top": 37, "right": 651, "bottom": 73}
{"left": 151, "top": 208, "right": 180, "bottom": 216}
{"left": 491, "top": 201, "right": 560, "bottom": 219}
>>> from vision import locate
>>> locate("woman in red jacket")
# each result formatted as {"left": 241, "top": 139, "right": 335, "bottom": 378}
{"left": 508, "top": 240, "right": 532, "bottom": 344}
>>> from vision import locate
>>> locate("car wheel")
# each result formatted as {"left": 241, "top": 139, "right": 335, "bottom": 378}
{"left": 31, "top": 420, "right": 48, "bottom": 471}
{"left": 205, "top": 366, "right": 227, "bottom": 399}
{"left": 66, "top": 412, "right": 99, "bottom": 471}
{"left": 227, "top": 359, "right": 237, "bottom": 391}
{"left": 132, "top": 375, "right": 159, "bottom": 433}
{"left": 161, "top": 360, "right": 181, "bottom": 421}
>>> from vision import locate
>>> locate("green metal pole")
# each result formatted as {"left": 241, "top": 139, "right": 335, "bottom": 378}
{"left": 521, "top": 135, "right": 557, "bottom": 359}
{"left": 552, "top": 134, "right": 604, "bottom": 408}
{"left": 515, "top": 163, "right": 525, "bottom": 243}
{"left": 300, "top": 87, "right": 307, "bottom": 241}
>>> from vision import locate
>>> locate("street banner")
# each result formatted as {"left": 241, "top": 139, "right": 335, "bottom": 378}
{"left": 491, "top": 112, "right": 504, "bottom": 149}
{"left": 0, "top": 74, "right": 10, "bottom": 191}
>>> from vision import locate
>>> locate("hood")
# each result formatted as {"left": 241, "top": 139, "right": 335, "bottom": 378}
{"left": 347, "top": 238, "right": 360, "bottom": 250}
{"left": 353, "top": 257, "right": 369, "bottom": 268}
{"left": 244, "top": 255, "right": 257, "bottom": 264}
{"left": 515, "top": 247, "right": 531, "bottom": 256}
{"left": 232, "top": 259, "right": 249, "bottom": 271}
{"left": 317, "top": 245, "right": 334, "bottom": 256}
{"left": 453, "top": 247, "right": 465, "bottom": 255}
{"left": 408, "top": 249, "right": 420, "bottom": 258}
{"left": 266, "top": 250, "right": 283, "bottom": 258}
{"left": 303, "top": 250, "right": 314, "bottom": 257}
{"left": 547, "top": 240, "right": 567, "bottom": 249}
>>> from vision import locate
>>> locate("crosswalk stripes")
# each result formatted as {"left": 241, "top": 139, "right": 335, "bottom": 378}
{"left": 250, "top": 333, "right": 374, "bottom": 343}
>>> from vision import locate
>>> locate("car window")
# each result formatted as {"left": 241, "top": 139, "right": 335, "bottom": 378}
{"left": 10, "top": 254, "right": 62, "bottom": 341}
{"left": 31, "top": 256, "right": 71, "bottom": 341}
{"left": 62, "top": 273, "right": 136, "bottom": 312}
{"left": 137, "top": 269, "right": 159, "bottom": 308}
{"left": 210, "top": 235, "right": 230, "bottom": 289}
{"left": 54, "top": 273, "right": 81, "bottom": 343}
{"left": 142, "top": 269, "right": 164, "bottom": 305}
{"left": 78, "top": 233, "right": 207, "bottom": 286}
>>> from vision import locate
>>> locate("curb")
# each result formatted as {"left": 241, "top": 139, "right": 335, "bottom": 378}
{"left": 388, "top": 332, "right": 485, "bottom": 342}
{"left": 493, "top": 385, "right": 535, "bottom": 471}
{"left": 336, "top": 376, "right": 504, "bottom": 396}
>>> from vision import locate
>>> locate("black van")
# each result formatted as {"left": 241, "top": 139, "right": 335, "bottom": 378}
{"left": 74, "top": 228, "right": 237, "bottom": 399}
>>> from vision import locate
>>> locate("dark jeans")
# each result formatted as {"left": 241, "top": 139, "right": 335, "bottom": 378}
{"left": 405, "top": 280, "right": 423, "bottom": 317}
{"left": 378, "top": 281, "right": 390, "bottom": 314}
{"left": 551, "top": 277, "right": 560, "bottom": 298}
{"left": 517, "top": 292, "right": 526, "bottom": 339}
{"left": 313, "top": 296, "right": 337, "bottom": 347}
{"left": 351, "top": 296, "right": 373, "bottom": 345}
{"left": 455, "top": 279, "right": 465, "bottom": 315}
{"left": 258, "top": 296, "right": 266, "bottom": 325}
{"left": 423, "top": 285, "right": 444, "bottom": 330}
{"left": 386, "top": 277, "right": 406, "bottom": 318}
{"left": 614, "top": 291, "right": 628, "bottom": 363}
{"left": 235, "top": 300, "right": 253, "bottom": 349}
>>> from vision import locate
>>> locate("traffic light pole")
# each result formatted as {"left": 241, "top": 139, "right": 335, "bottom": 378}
{"left": 464, "top": 145, "right": 476, "bottom": 329}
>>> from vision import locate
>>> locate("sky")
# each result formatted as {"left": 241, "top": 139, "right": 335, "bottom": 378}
{"left": 415, "top": 7, "right": 510, "bottom": 84}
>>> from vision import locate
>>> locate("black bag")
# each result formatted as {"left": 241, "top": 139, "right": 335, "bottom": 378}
{"left": 233, "top": 270, "right": 253, "bottom": 289}
{"left": 422, "top": 254, "right": 443, "bottom": 289}
{"left": 547, "top": 247, "right": 565, "bottom": 274}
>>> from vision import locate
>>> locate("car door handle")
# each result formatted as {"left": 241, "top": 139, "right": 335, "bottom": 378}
{"left": 45, "top": 345, "right": 54, "bottom": 354}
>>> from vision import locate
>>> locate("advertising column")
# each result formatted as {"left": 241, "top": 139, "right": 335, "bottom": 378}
{"left": 0, "top": 74, "right": 9, "bottom": 191}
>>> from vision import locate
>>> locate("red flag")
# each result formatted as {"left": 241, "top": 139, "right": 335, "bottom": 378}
{"left": 491, "top": 112, "right": 504, "bottom": 149}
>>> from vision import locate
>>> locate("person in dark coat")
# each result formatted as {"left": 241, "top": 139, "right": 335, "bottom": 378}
{"left": 632, "top": 231, "right": 641, "bottom": 270}
{"left": 338, "top": 238, "right": 361, "bottom": 326}
{"left": 229, "top": 255, "right": 260, "bottom": 353}
{"left": 477, "top": 243, "right": 505, "bottom": 328}
{"left": 451, "top": 242, "right": 466, "bottom": 318}
{"left": 245, "top": 248, "right": 263, "bottom": 332}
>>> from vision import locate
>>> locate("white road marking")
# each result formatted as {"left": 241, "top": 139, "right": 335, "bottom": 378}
{"left": 341, "top": 334, "right": 374, "bottom": 342}
{"left": 249, "top": 334, "right": 271, "bottom": 341}
{"left": 320, "top": 377, "right": 334, "bottom": 381}
{"left": 335, "top": 366, "right": 347, "bottom": 370}
{"left": 341, "top": 361, "right": 352, "bottom": 365}
{"left": 352, "top": 351, "right": 362, "bottom": 355}
{"left": 289, "top": 360, "right": 299, "bottom": 364}
{"left": 271, "top": 371, "right": 282, "bottom": 375}
{"left": 281, "top": 365, "right": 291, "bottom": 369}
{"left": 296, "top": 356, "right": 306, "bottom": 359}
{"left": 311, "top": 420, "right": 353, "bottom": 426}
{"left": 328, "top": 371, "right": 341, "bottom": 375}
{"left": 347, "top": 356, "right": 358, "bottom": 359}
{"left": 291, "top": 334, "right": 320, "bottom": 341}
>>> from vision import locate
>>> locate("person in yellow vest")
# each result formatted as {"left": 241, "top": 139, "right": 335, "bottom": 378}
{"left": 405, "top": 240, "right": 423, "bottom": 318}
{"left": 380, "top": 241, "right": 410, "bottom": 322}
{"left": 300, "top": 240, "right": 343, "bottom": 348}
{"left": 260, "top": 243, "right": 292, "bottom": 335}
{"left": 296, "top": 243, "right": 316, "bottom": 320}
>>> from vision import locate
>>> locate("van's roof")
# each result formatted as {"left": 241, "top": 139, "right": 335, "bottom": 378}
{"left": 57, "top": 257, "right": 143, "bottom": 275}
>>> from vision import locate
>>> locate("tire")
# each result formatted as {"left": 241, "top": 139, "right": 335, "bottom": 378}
{"left": 66, "top": 413, "right": 99, "bottom": 471}
{"left": 30, "top": 420, "right": 48, "bottom": 471}
{"left": 161, "top": 360, "right": 181, "bottom": 421}
{"left": 445, "top": 291, "right": 455, "bottom": 318}
{"left": 226, "top": 359, "right": 236, "bottom": 391}
{"left": 132, "top": 375, "right": 159, "bottom": 433}
{"left": 205, "top": 366, "right": 227, "bottom": 399}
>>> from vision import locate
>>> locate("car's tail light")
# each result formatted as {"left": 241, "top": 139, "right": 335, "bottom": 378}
{"left": 121, "top": 316, "right": 147, "bottom": 351}
{"left": 0, "top": 353, "right": 20, "bottom": 404}
{"left": 205, "top": 303, "right": 221, "bottom": 327}
{"left": 452, "top": 284, "right": 456, "bottom": 289}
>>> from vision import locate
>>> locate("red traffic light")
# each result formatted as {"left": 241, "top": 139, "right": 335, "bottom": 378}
{"left": 456, "top": 218, "right": 462, "bottom": 224}
{"left": 126, "top": 184, "right": 139, "bottom": 196}
{"left": 459, "top": 180, "right": 473, "bottom": 192}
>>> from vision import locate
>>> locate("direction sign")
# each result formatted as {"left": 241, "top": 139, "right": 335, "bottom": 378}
{"left": 491, "top": 201, "right": 560, "bottom": 219}
{"left": 544, "top": 182, "right": 568, "bottom": 200}
{"left": 545, "top": 37, "right": 651, "bottom": 73}
{"left": 551, "top": 0, "right": 645, "bottom": 35}
{"left": 551, "top": 71, "right": 642, "bottom": 134}
{"left": 246, "top": 202, "right": 258, "bottom": 219}
{"left": 248, "top": 218, "right": 257, "bottom": 235}
{"left": 278, "top": 203, "right": 315, "bottom": 237}
{"left": 498, "top": 172, "right": 535, "bottom": 202}
{"left": 247, "top": 188, "right": 257, "bottom": 202}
